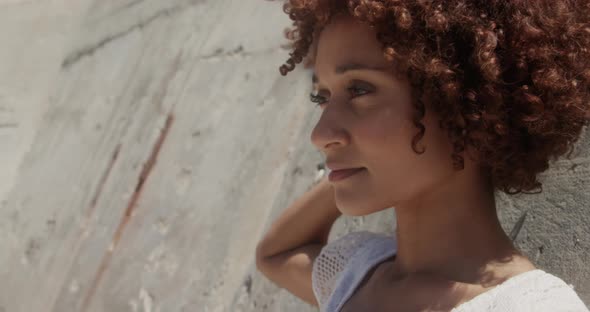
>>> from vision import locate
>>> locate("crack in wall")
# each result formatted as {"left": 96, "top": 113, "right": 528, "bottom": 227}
{"left": 509, "top": 210, "right": 528, "bottom": 242}
{"left": 0, "top": 0, "right": 37, "bottom": 7}
{"left": 61, "top": 0, "right": 280, "bottom": 69}
{"left": 198, "top": 45, "right": 285, "bottom": 62}
{"left": 48, "top": 143, "right": 122, "bottom": 312}
{"left": 117, "top": 0, "right": 144, "bottom": 12}
{"left": 0, "top": 123, "right": 18, "bottom": 128}
{"left": 61, "top": 3, "right": 189, "bottom": 69}
{"left": 79, "top": 114, "right": 174, "bottom": 312}
{"left": 87, "top": 144, "right": 122, "bottom": 215}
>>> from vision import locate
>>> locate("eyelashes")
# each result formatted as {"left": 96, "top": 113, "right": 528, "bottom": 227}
{"left": 309, "top": 83, "right": 373, "bottom": 106}
{"left": 309, "top": 93, "right": 326, "bottom": 105}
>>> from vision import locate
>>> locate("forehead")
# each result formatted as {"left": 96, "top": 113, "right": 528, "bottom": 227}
{"left": 313, "top": 14, "right": 390, "bottom": 77}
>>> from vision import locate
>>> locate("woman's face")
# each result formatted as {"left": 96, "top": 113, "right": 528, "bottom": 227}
{"left": 311, "top": 13, "right": 456, "bottom": 216}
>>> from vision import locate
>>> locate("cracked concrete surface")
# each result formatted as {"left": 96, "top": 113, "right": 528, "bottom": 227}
{"left": 0, "top": 0, "right": 93, "bottom": 201}
{"left": 0, "top": 1, "right": 588, "bottom": 311}
{"left": 61, "top": 1, "right": 198, "bottom": 68}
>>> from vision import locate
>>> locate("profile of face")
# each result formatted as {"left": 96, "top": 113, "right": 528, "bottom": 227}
{"left": 311, "top": 13, "right": 458, "bottom": 216}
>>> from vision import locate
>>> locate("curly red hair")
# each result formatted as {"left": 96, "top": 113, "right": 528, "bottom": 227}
{"left": 277, "top": 0, "right": 590, "bottom": 195}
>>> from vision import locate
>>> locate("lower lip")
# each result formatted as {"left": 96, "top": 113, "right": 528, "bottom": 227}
{"left": 328, "top": 168, "right": 365, "bottom": 182}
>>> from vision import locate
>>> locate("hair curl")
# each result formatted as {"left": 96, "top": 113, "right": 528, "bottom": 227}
{"left": 278, "top": 0, "right": 590, "bottom": 195}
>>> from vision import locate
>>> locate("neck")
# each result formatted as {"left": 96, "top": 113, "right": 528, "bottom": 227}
{"left": 391, "top": 167, "right": 523, "bottom": 284}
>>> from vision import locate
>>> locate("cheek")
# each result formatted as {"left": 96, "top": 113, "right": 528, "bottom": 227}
{"left": 394, "top": 113, "right": 455, "bottom": 196}
{"left": 360, "top": 111, "right": 453, "bottom": 203}
{"left": 359, "top": 106, "right": 413, "bottom": 145}
{"left": 351, "top": 112, "right": 422, "bottom": 202}
{"left": 358, "top": 107, "right": 416, "bottom": 167}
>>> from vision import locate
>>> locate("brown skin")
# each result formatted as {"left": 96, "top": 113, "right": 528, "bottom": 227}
{"left": 310, "top": 13, "right": 536, "bottom": 310}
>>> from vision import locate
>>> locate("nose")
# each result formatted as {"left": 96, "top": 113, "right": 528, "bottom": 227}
{"left": 310, "top": 106, "right": 351, "bottom": 151}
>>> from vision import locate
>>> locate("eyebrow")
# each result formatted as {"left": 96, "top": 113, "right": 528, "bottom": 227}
{"left": 312, "top": 62, "right": 389, "bottom": 84}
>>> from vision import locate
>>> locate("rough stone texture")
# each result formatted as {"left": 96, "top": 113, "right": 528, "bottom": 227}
{"left": 0, "top": 0, "right": 92, "bottom": 201}
{"left": 0, "top": 1, "right": 588, "bottom": 311}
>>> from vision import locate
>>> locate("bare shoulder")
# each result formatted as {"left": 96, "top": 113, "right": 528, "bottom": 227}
{"left": 340, "top": 257, "right": 458, "bottom": 311}
{"left": 342, "top": 256, "right": 539, "bottom": 312}
{"left": 343, "top": 269, "right": 463, "bottom": 312}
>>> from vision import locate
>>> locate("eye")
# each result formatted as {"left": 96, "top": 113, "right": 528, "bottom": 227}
{"left": 348, "top": 84, "right": 372, "bottom": 98}
{"left": 309, "top": 81, "right": 374, "bottom": 107}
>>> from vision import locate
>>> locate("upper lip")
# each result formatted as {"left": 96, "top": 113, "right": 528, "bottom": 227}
{"left": 325, "top": 162, "right": 365, "bottom": 171}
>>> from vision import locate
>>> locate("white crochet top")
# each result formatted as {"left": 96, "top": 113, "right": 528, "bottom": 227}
{"left": 311, "top": 231, "right": 589, "bottom": 312}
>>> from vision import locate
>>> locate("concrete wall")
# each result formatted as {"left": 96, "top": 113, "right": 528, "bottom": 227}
{"left": 0, "top": 0, "right": 92, "bottom": 201}
{"left": 1, "top": 1, "right": 588, "bottom": 311}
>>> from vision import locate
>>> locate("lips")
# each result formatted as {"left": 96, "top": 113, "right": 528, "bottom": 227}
{"left": 325, "top": 162, "right": 364, "bottom": 171}
{"left": 328, "top": 167, "right": 365, "bottom": 182}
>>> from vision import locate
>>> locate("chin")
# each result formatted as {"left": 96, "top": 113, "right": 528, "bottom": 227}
{"left": 336, "top": 199, "right": 391, "bottom": 217}
{"left": 339, "top": 208, "right": 367, "bottom": 217}
{"left": 334, "top": 198, "right": 363, "bottom": 216}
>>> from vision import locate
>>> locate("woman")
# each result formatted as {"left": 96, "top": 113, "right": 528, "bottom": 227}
{"left": 256, "top": 0, "right": 590, "bottom": 311}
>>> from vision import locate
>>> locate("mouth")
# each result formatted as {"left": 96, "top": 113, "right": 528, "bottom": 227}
{"left": 328, "top": 167, "right": 365, "bottom": 182}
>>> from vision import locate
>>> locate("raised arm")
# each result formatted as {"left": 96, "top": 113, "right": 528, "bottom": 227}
{"left": 255, "top": 175, "right": 342, "bottom": 306}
